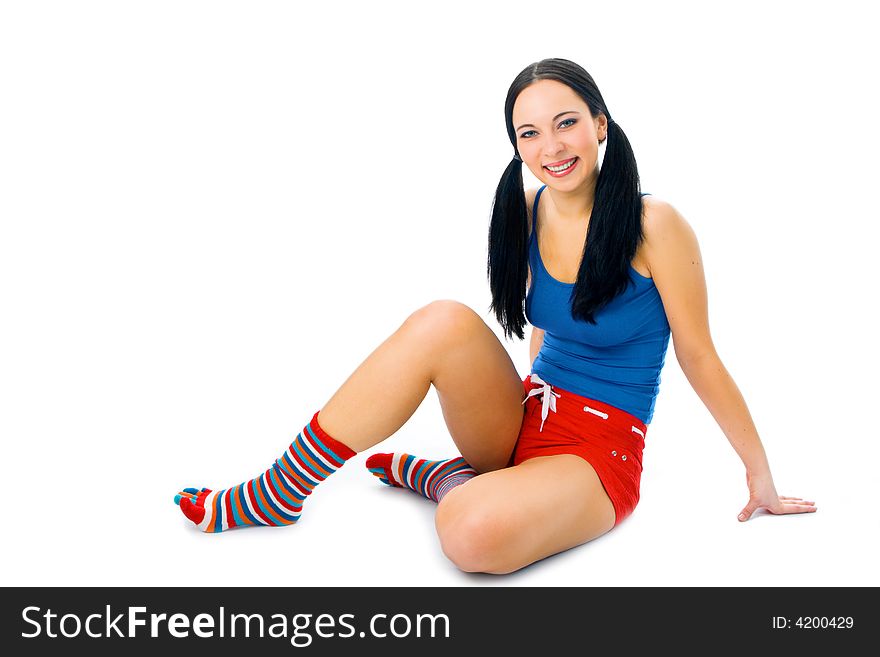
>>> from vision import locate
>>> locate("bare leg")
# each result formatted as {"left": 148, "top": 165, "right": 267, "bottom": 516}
{"left": 435, "top": 455, "right": 618, "bottom": 574}
{"left": 174, "top": 299, "right": 525, "bottom": 532}
{"left": 317, "top": 300, "right": 525, "bottom": 474}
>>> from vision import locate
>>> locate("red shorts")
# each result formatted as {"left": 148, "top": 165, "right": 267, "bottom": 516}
{"left": 508, "top": 373, "right": 648, "bottom": 527}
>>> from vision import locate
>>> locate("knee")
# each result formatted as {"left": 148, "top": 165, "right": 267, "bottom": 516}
{"left": 435, "top": 493, "right": 508, "bottom": 574}
{"left": 402, "top": 300, "right": 482, "bottom": 348}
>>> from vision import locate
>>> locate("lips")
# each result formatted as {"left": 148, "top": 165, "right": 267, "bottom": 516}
{"left": 543, "top": 156, "right": 579, "bottom": 177}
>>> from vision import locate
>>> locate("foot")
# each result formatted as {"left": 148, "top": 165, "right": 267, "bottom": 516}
{"left": 173, "top": 471, "right": 301, "bottom": 533}
{"left": 366, "top": 453, "right": 477, "bottom": 503}
{"left": 173, "top": 411, "right": 356, "bottom": 532}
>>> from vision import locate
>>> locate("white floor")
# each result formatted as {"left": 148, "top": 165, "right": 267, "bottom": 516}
{"left": 3, "top": 351, "right": 876, "bottom": 588}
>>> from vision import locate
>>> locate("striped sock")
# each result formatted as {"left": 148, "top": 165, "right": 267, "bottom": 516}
{"left": 366, "top": 453, "right": 477, "bottom": 502}
{"left": 173, "top": 411, "right": 356, "bottom": 532}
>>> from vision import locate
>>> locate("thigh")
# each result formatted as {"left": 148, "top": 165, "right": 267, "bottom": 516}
{"left": 407, "top": 300, "right": 526, "bottom": 474}
{"left": 434, "top": 454, "right": 616, "bottom": 574}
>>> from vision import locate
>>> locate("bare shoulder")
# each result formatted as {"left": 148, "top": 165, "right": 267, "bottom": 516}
{"left": 640, "top": 195, "right": 700, "bottom": 275}
{"left": 641, "top": 195, "right": 695, "bottom": 240}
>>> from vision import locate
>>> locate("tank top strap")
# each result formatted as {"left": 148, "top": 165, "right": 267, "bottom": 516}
{"left": 530, "top": 185, "right": 546, "bottom": 242}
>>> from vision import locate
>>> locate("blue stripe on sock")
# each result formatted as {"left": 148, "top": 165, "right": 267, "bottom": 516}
{"left": 305, "top": 423, "right": 347, "bottom": 467}
{"left": 248, "top": 479, "right": 276, "bottom": 526}
{"left": 282, "top": 450, "right": 318, "bottom": 490}
{"left": 228, "top": 485, "right": 246, "bottom": 528}
{"left": 257, "top": 474, "right": 297, "bottom": 524}
{"left": 432, "top": 457, "right": 467, "bottom": 482}
{"left": 427, "top": 458, "right": 473, "bottom": 498}
{"left": 236, "top": 484, "right": 261, "bottom": 526}
{"left": 291, "top": 439, "right": 325, "bottom": 484}
{"left": 272, "top": 461, "right": 307, "bottom": 502}
{"left": 413, "top": 459, "right": 438, "bottom": 493}
{"left": 264, "top": 473, "right": 301, "bottom": 521}
{"left": 257, "top": 473, "right": 285, "bottom": 518}
{"left": 295, "top": 432, "right": 334, "bottom": 479}
{"left": 270, "top": 465, "right": 304, "bottom": 509}
{"left": 434, "top": 473, "right": 474, "bottom": 501}
{"left": 400, "top": 454, "right": 419, "bottom": 487}
{"left": 446, "top": 462, "right": 473, "bottom": 476}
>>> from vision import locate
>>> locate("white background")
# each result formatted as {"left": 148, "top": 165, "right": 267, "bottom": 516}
{"left": 1, "top": 0, "right": 877, "bottom": 587}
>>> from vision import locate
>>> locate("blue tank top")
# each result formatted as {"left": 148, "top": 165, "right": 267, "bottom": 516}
{"left": 526, "top": 185, "right": 671, "bottom": 424}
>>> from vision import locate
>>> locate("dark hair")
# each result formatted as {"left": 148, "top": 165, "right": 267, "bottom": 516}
{"left": 487, "top": 58, "right": 645, "bottom": 341}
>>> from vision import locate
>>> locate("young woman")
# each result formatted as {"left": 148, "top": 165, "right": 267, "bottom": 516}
{"left": 174, "top": 58, "right": 816, "bottom": 574}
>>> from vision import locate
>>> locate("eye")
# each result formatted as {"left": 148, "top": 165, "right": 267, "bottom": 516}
{"left": 519, "top": 118, "right": 577, "bottom": 139}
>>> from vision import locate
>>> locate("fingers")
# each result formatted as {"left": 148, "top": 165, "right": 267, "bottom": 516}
{"left": 778, "top": 504, "right": 817, "bottom": 514}
{"left": 775, "top": 499, "right": 818, "bottom": 515}
{"left": 780, "top": 496, "right": 815, "bottom": 505}
{"left": 738, "top": 501, "right": 760, "bottom": 520}
{"left": 741, "top": 497, "right": 818, "bottom": 521}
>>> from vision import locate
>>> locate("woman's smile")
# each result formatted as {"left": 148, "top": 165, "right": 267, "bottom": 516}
{"left": 543, "top": 156, "right": 579, "bottom": 177}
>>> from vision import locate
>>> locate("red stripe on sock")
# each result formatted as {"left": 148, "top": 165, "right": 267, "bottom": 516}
{"left": 311, "top": 411, "right": 357, "bottom": 460}
{"left": 428, "top": 458, "right": 464, "bottom": 488}
{"left": 266, "top": 468, "right": 302, "bottom": 514}
{"left": 231, "top": 486, "right": 255, "bottom": 526}
{"left": 273, "top": 463, "right": 306, "bottom": 506}
{"left": 247, "top": 480, "right": 274, "bottom": 526}
{"left": 293, "top": 436, "right": 334, "bottom": 480}
{"left": 253, "top": 476, "right": 287, "bottom": 526}
{"left": 278, "top": 451, "right": 314, "bottom": 495}
{"left": 413, "top": 458, "right": 430, "bottom": 492}
{"left": 288, "top": 443, "right": 324, "bottom": 489}
{"left": 427, "top": 459, "right": 471, "bottom": 498}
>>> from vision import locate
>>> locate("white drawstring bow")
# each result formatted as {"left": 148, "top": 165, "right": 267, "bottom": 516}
{"left": 522, "top": 373, "right": 561, "bottom": 432}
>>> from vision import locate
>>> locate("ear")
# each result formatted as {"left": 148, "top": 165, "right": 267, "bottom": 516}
{"left": 596, "top": 114, "right": 609, "bottom": 142}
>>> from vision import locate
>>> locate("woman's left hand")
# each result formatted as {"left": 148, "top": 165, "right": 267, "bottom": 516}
{"left": 738, "top": 471, "right": 817, "bottom": 522}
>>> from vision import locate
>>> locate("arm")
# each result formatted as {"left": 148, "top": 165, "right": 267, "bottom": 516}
{"left": 526, "top": 241, "right": 544, "bottom": 368}
{"left": 643, "top": 200, "right": 816, "bottom": 521}
{"left": 529, "top": 326, "right": 544, "bottom": 368}
{"left": 679, "top": 351, "right": 770, "bottom": 476}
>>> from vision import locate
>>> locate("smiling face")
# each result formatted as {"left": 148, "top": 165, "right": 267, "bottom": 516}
{"left": 512, "top": 79, "right": 608, "bottom": 190}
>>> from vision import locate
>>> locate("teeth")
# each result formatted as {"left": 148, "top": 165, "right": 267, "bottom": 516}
{"left": 546, "top": 158, "right": 576, "bottom": 172}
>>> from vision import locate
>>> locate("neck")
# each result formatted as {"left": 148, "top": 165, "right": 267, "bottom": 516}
{"left": 543, "top": 182, "right": 596, "bottom": 225}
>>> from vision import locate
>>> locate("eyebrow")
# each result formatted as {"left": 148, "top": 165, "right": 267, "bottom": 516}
{"left": 515, "top": 111, "right": 581, "bottom": 132}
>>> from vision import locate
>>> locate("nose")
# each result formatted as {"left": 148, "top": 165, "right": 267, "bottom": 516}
{"left": 542, "top": 137, "right": 566, "bottom": 157}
